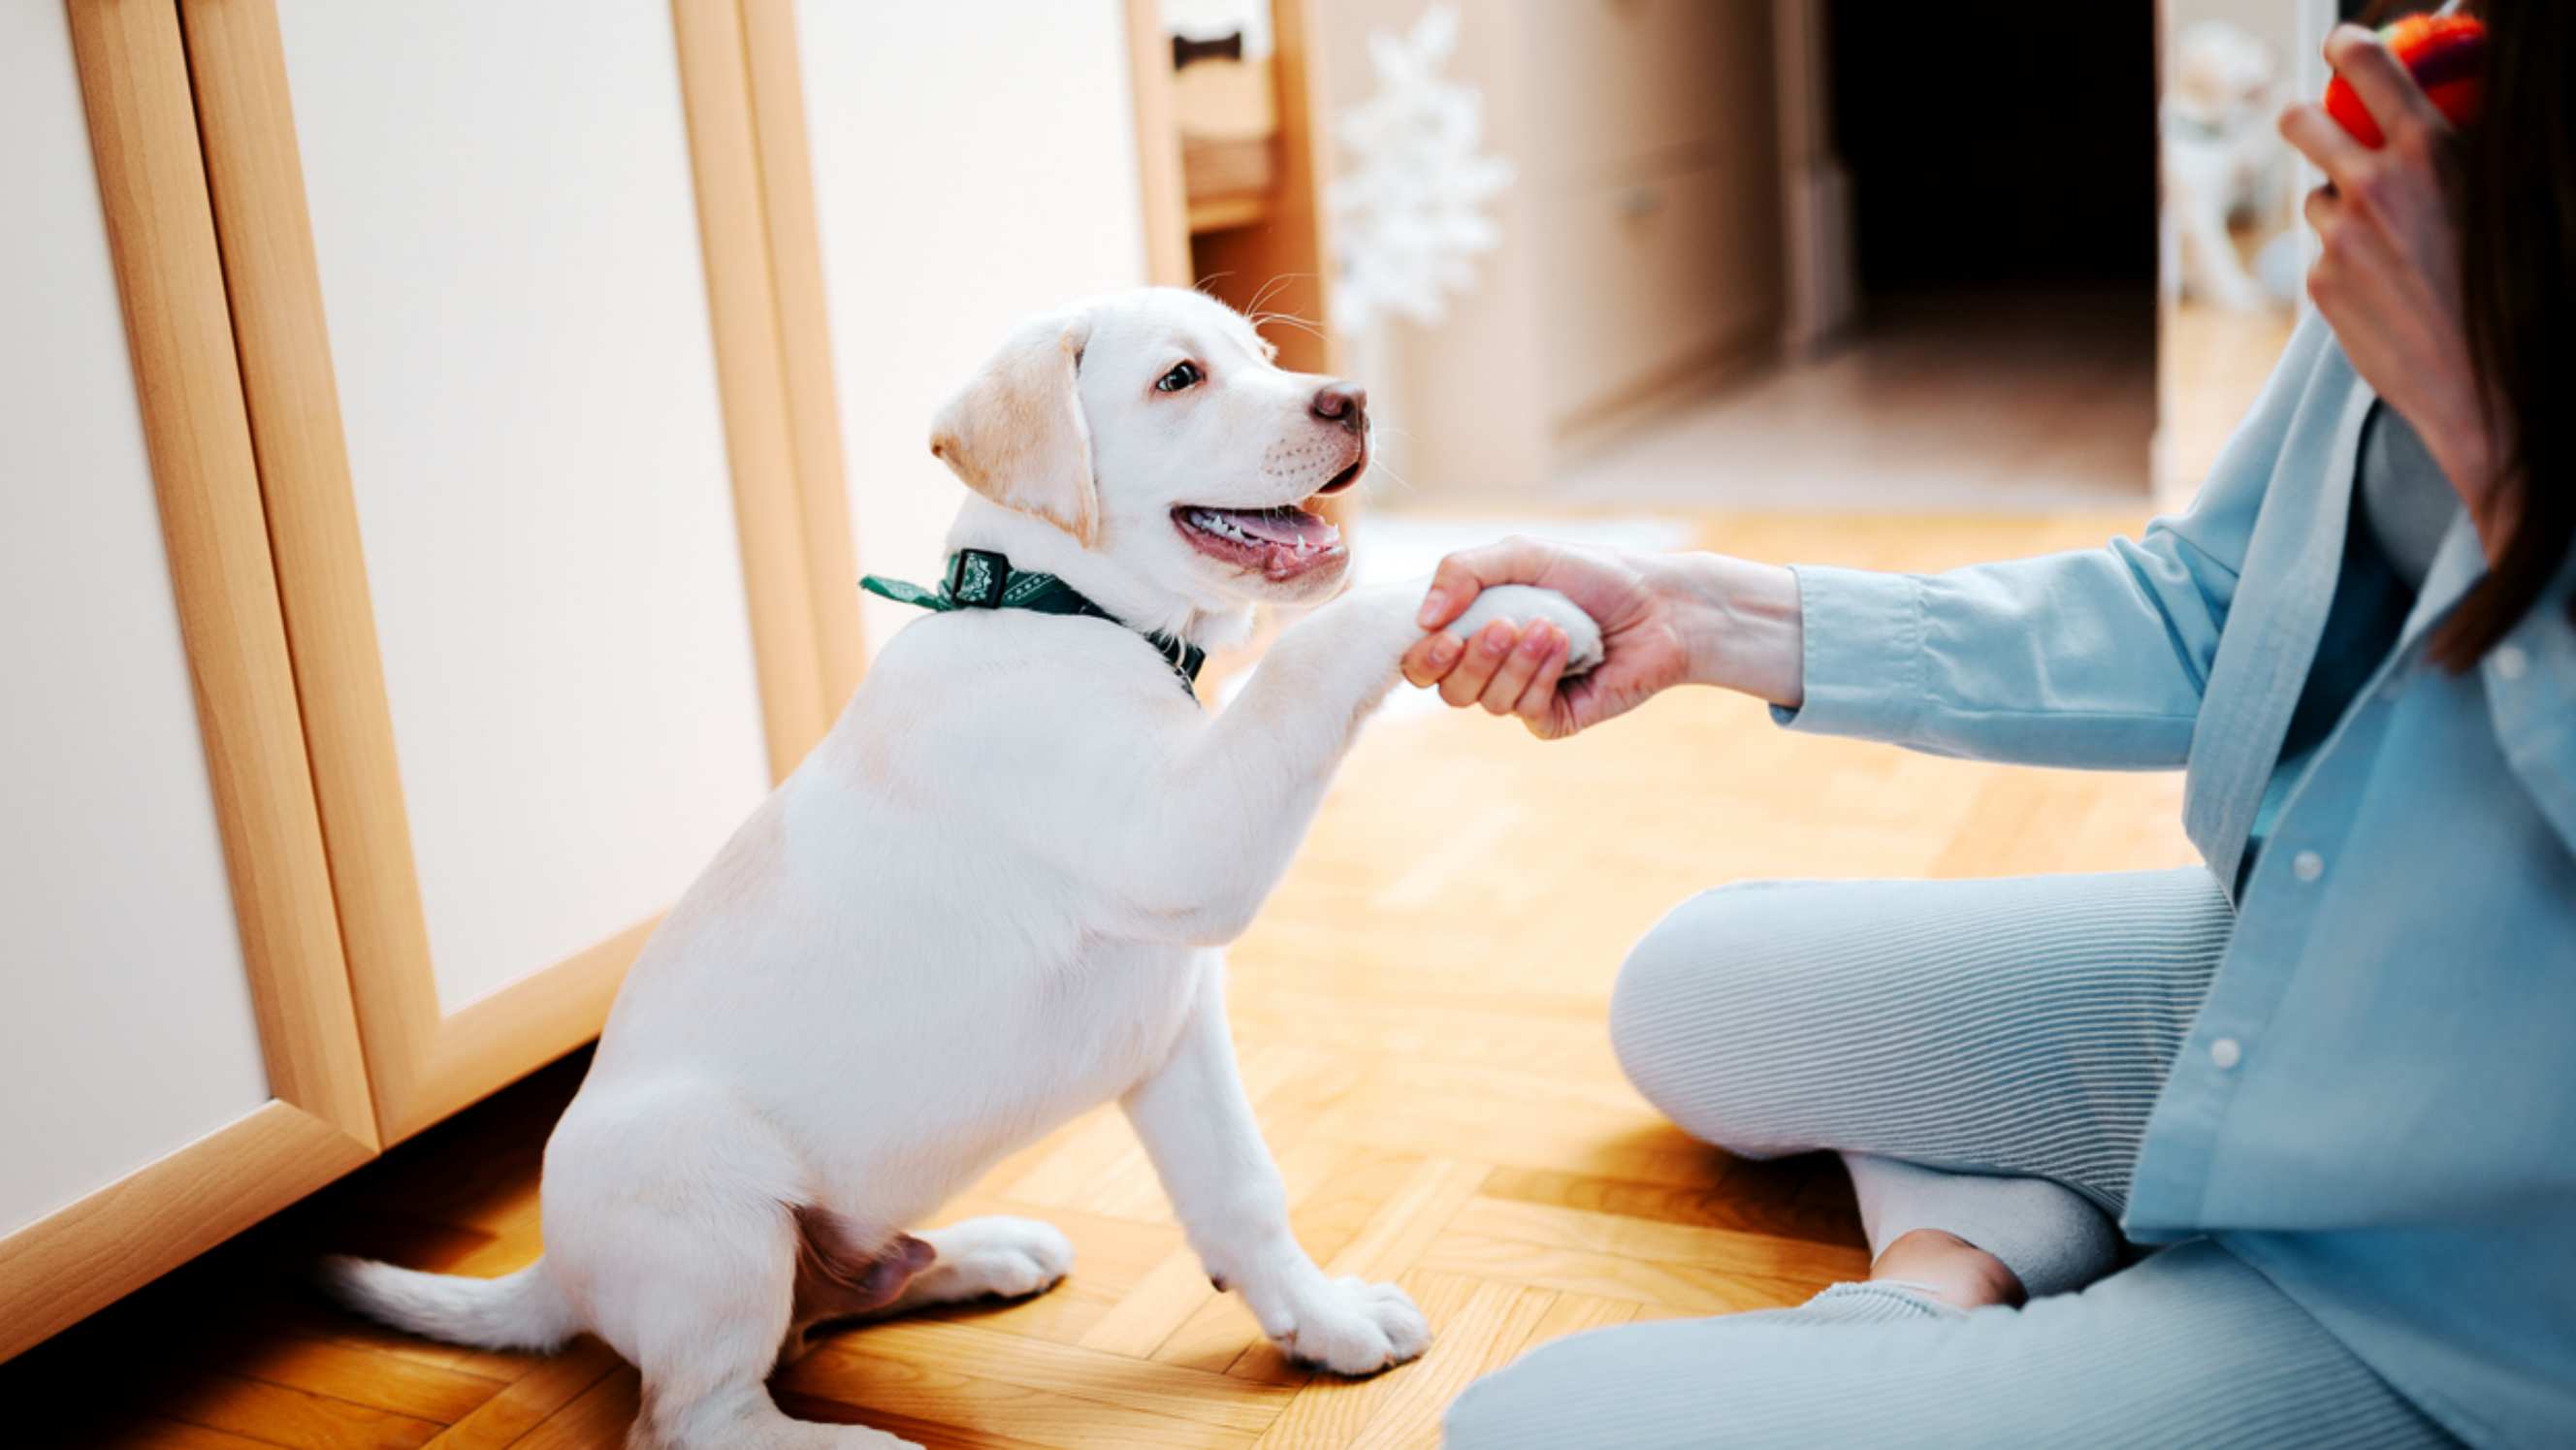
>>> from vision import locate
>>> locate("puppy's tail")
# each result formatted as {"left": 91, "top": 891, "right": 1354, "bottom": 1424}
{"left": 317, "top": 1254, "right": 578, "bottom": 1352}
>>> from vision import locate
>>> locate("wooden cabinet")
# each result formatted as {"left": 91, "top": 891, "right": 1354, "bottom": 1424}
{"left": 277, "top": 0, "right": 779, "bottom": 1028}
{"left": 4, "top": 9, "right": 273, "bottom": 1232}
{"left": 2, "top": 0, "right": 374, "bottom": 1359}
{"left": 2, "top": 0, "right": 872, "bottom": 1357}
{"left": 182, "top": 0, "right": 833, "bottom": 1144}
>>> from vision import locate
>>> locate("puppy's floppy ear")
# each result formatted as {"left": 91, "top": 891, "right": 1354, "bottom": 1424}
{"left": 928, "top": 312, "right": 1098, "bottom": 544}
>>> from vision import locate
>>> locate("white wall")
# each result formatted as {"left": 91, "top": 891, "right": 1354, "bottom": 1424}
{"left": 276, "top": 0, "right": 776, "bottom": 1012}
{"left": 0, "top": 3, "right": 273, "bottom": 1236}
{"left": 796, "top": 0, "right": 1150, "bottom": 648}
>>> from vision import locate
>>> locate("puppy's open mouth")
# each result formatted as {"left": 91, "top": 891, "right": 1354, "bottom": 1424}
{"left": 1172, "top": 499, "right": 1347, "bottom": 581}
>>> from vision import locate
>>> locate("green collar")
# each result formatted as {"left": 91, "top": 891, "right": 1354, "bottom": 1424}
{"left": 861, "top": 548, "right": 1207, "bottom": 696}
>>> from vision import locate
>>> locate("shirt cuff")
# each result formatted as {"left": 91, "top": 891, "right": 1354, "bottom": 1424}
{"left": 1768, "top": 564, "right": 1927, "bottom": 744}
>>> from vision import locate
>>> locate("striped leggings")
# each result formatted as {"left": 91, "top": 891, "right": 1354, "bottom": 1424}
{"left": 1445, "top": 870, "right": 2454, "bottom": 1449}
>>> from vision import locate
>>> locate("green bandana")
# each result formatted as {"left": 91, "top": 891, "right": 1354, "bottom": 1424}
{"left": 860, "top": 548, "right": 1207, "bottom": 696}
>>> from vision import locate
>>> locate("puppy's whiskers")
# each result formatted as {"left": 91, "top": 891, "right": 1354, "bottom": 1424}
{"left": 1360, "top": 454, "right": 1417, "bottom": 498}
{"left": 1249, "top": 309, "right": 1327, "bottom": 343}
{"left": 1242, "top": 273, "right": 1319, "bottom": 323}
{"left": 1243, "top": 274, "right": 1292, "bottom": 317}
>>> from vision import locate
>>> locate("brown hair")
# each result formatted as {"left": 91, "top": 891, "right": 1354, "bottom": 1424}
{"left": 2428, "top": 0, "right": 2576, "bottom": 666}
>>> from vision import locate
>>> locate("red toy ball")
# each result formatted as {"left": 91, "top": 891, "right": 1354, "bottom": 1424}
{"left": 2324, "top": 13, "right": 2488, "bottom": 147}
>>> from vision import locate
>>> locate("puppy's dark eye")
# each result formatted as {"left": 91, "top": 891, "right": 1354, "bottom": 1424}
{"left": 1155, "top": 361, "right": 1203, "bottom": 393}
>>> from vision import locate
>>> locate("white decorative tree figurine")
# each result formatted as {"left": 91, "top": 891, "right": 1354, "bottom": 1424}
{"left": 1329, "top": 6, "right": 1512, "bottom": 333}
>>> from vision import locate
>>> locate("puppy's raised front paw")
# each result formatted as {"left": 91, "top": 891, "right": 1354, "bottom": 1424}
{"left": 1274, "top": 1276, "right": 1432, "bottom": 1376}
{"left": 1446, "top": 585, "right": 1604, "bottom": 676}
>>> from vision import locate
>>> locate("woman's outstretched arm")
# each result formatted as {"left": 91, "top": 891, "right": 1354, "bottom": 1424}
{"left": 1409, "top": 317, "right": 2341, "bottom": 765}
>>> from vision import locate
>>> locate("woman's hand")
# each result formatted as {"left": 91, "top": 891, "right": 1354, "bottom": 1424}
{"left": 2280, "top": 25, "right": 2508, "bottom": 548}
{"left": 1400, "top": 538, "right": 1804, "bottom": 739}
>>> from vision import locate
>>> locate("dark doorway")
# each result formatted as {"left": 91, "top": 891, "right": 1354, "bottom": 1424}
{"left": 1825, "top": 3, "right": 2159, "bottom": 298}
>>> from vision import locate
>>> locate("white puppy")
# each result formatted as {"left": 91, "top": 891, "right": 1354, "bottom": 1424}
{"left": 324, "top": 287, "right": 1599, "bottom": 1449}
{"left": 2162, "top": 20, "right": 2290, "bottom": 311}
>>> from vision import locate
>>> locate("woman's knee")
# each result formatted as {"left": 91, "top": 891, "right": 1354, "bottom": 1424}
{"left": 1447, "top": 1317, "right": 1809, "bottom": 1450}
{"left": 1608, "top": 883, "right": 1834, "bottom": 1156}
{"left": 1447, "top": 1327, "right": 1651, "bottom": 1449}
{"left": 1444, "top": 1342, "right": 1561, "bottom": 1450}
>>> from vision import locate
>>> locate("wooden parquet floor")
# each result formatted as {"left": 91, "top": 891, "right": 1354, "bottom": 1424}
{"left": 14, "top": 513, "right": 2197, "bottom": 1449}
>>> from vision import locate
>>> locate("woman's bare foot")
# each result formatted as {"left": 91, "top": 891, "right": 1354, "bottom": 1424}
{"left": 1869, "top": 1228, "right": 2026, "bottom": 1309}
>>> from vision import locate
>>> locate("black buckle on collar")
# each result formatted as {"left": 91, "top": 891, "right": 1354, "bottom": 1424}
{"left": 946, "top": 548, "right": 1011, "bottom": 607}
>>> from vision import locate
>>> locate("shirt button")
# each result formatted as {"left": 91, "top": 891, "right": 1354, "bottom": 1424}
{"left": 2494, "top": 645, "right": 2529, "bottom": 681}
{"left": 2291, "top": 850, "right": 2324, "bottom": 884}
{"left": 2209, "top": 1037, "right": 2243, "bottom": 1070}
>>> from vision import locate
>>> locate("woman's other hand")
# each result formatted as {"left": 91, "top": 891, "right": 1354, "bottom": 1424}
{"left": 1400, "top": 538, "right": 1804, "bottom": 739}
{"left": 2281, "top": 25, "right": 2508, "bottom": 545}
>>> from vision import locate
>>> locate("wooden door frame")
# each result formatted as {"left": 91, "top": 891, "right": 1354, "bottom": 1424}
{"left": 175, "top": 0, "right": 859, "bottom": 1144}
{"left": 1124, "top": 0, "right": 1194, "bottom": 288}
{"left": 1, "top": 0, "right": 379, "bottom": 1363}
{"left": 736, "top": 0, "right": 867, "bottom": 713}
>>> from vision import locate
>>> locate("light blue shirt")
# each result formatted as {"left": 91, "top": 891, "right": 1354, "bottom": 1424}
{"left": 1780, "top": 316, "right": 2575, "bottom": 1447}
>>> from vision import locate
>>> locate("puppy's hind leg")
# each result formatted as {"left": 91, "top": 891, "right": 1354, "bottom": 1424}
{"left": 546, "top": 1106, "right": 914, "bottom": 1448}
{"left": 603, "top": 1198, "right": 918, "bottom": 1449}
{"left": 782, "top": 1213, "right": 1074, "bottom": 1359}
{"left": 879, "top": 1216, "right": 1076, "bottom": 1313}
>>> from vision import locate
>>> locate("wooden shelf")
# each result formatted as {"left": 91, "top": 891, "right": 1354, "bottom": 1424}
{"left": 1187, "top": 192, "right": 1271, "bottom": 233}
{"left": 1122, "top": 0, "right": 1338, "bottom": 373}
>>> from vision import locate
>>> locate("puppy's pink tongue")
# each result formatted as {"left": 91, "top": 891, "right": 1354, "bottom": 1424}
{"left": 1230, "top": 507, "right": 1341, "bottom": 548}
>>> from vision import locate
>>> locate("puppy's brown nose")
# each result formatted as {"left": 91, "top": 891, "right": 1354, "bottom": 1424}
{"left": 1310, "top": 380, "right": 1368, "bottom": 435}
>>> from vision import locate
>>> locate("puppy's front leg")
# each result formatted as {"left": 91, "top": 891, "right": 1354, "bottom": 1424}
{"left": 1127, "top": 581, "right": 1595, "bottom": 943}
{"left": 1121, "top": 958, "right": 1430, "bottom": 1374}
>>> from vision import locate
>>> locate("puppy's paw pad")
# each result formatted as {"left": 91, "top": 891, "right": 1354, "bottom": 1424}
{"left": 1447, "top": 585, "right": 1605, "bottom": 676}
{"left": 939, "top": 1216, "right": 1074, "bottom": 1300}
{"left": 1276, "top": 1276, "right": 1433, "bottom": 1376}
